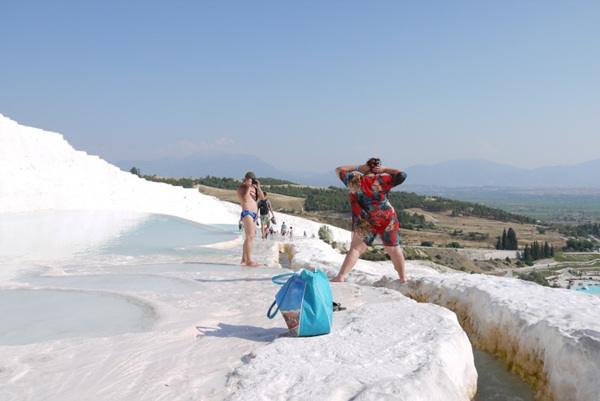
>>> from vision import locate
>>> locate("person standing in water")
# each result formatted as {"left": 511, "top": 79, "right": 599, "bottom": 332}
{"left": 237, "top": 171, "right": 264, "bottom": 267}
{"left": 330, "top": 158, "right": 408, "bottom": 283}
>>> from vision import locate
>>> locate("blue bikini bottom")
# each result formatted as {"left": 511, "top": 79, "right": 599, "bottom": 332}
{"left": 240, "top": 210, "right": 257, "bottom": 222}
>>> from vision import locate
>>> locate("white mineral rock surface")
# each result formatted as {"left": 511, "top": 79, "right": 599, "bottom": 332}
{"left": 1, "top": 114, "right": 599, "bottom": 400}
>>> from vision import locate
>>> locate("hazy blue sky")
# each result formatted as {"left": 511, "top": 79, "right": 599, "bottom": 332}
{"left": 1, "top": 1, "right": 599, "bottom": 173}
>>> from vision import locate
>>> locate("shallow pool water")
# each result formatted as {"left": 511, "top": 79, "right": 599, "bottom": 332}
{"left": 0, "top": 210, "right": 237, "bottom": 263}
{"left": 0, "top": 211, "right": 241, "bottom": 344}
{"left": 574, "top": 283, "right": 600, "bottom": 294}
{"left": 473, "top": 349, "right": 533, "bottom": 401}
{"left": 0, "top": 289, "right": 156, "bottom": 345}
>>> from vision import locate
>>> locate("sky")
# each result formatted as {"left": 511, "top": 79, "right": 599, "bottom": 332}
{"left": 1, "top": 1, "right": 599, "bottom": 173}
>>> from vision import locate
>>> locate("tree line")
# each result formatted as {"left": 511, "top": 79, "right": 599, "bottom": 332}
{"left": 558, "top": 222, "right": 600, "bottom": 238}
{"left": 522, "top": 241, "right": 555, "bottom": 265}
{"left": 134, "top": 172, "right": 538, "bottom": 226}
{"left": 495, "top": 228, "right": 518, "bottom": 250}
{"left": 565, "top": 238, "right": 597, "bottom": 252}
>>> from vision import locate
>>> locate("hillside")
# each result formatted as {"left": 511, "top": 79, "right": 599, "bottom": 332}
{"left": 196, "top": 184, "right": 565, "bottom": 251}
{"left": 197, "top": 184, "right": 305, "bottom": 213}
{"left": 400, "top": 208, "right": 564, "bottom": 250}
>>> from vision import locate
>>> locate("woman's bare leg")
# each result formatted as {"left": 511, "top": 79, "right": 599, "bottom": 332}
{"left": 385, "top": 245, "right": 408, "bottom": 283}
{"left": 331, "top": 233, "right": 367, "bottom": 282}
{"left": 241, "top": 215, "right": 258, "bottom": 267}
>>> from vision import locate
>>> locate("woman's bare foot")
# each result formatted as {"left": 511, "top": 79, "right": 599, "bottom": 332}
{"left": 330, "top": 276, "right": 344, "bottom": 282}
{"left": 399, "top": 276, "right": 409, "bottom": 284}
{"left": 242, "top": 260, "right": 259, "bottom": 267}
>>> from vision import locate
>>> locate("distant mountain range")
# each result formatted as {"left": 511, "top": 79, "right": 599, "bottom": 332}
{"left": 117, "top": 152, "right": 336, "bottom": 186}
{"left": 406, "top": 158, "right": 600, "bottom": 189}
{"left": 117, "top": 155, "right": 600, "bottom": 189}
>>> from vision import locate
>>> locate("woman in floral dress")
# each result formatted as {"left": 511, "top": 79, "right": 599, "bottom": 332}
{"left": 330, "top": 158, "right": 408, "bottom": 283}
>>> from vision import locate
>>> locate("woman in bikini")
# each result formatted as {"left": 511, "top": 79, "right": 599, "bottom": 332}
{"left": 330, "top": 158, "right": 408, "bottom": 283}
{"left": 237, "top": 171, "right": 264, "bottom": 267}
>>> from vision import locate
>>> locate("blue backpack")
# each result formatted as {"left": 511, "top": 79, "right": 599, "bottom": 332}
{"left": 267, "top": 269, "right": 333, "bottom": 337}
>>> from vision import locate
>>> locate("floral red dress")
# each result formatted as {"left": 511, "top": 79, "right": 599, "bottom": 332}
{"left": 339, "top": 170, "right": 407, "bottom": 246}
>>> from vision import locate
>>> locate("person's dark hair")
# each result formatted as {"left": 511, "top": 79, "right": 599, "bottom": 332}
{"left": 366, "top": 158, "right": 381, "bottom": 170}
{"left": 263, "top": 192, "right": 267, "bottom": 196}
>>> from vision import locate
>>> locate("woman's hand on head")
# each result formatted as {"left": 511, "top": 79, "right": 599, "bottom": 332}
{"left": 371, "top": 165, "right": 384, "bottom": 174}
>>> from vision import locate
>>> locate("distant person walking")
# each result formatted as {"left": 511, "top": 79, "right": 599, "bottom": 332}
{"left": 237, "top": 171, "right": 264, "bottom": 267}
{"left": 331, "top": 158, "right": 408, "bottom": 283}
{"left": 281, "top": 221, "right": 287, "bottom": 237}
{"left": 258, "top": 192, "right": 275, "bottom": 240}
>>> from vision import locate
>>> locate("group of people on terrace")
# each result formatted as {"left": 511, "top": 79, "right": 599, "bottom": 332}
{"left": 237, "top": 158, "right": 408, "bottom": 284}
